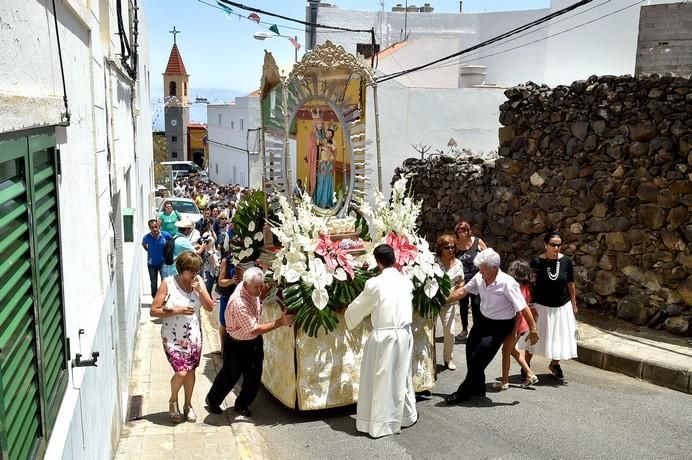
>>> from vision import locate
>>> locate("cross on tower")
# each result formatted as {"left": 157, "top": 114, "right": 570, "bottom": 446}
{"left": 169, "top": 26, "right": 180, "bottom": 44}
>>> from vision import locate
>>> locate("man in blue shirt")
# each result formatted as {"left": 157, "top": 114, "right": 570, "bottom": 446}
{"left": 142, "top": 219, "right": 171, "bottom": 296}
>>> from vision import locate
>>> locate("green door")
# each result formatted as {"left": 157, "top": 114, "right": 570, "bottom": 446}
{"left": 0, "top": 131, "right": 68, "bottom": 460}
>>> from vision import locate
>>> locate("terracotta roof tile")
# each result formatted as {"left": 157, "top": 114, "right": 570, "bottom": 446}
{"left": 246, "top": 89, "right": 261, "bottom": 97}
{"left": 164, "top": 44, "right": 188, "bottom": 76}
{"left": 376, "top": 41, "right": 410, "bottom": 59}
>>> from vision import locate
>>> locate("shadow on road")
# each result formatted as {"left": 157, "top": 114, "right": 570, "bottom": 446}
{"left": 431, "top": 393, "right": 520, "bottom": 408}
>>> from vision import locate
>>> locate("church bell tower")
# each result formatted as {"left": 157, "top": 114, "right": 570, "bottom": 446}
{"left": 163, "top": 27, "right": 190, "bottom": 160}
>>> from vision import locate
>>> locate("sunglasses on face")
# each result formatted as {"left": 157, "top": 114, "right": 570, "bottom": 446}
{"left": 547, "top": 242, "right": 562, "bottom": 248}
{"left": 441, "top": 245, "right": 456, "bottom": 251}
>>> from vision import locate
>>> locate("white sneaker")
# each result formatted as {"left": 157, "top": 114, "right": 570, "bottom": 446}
{"left": 446, "top": 361, "right": 457, "bottom": 371}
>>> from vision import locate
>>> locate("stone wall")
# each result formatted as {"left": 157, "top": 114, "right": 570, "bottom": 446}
{"left": 393, "top": 74, "right": 692, "bottom": 336}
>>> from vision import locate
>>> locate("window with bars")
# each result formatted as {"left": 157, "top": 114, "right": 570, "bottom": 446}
{"left": 0, "top": 129, "right": 68, "bottom": 460}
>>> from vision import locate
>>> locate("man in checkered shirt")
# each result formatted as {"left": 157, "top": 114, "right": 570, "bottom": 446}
{"left": 205, "top": 267, "right": 294, "bottom": 417}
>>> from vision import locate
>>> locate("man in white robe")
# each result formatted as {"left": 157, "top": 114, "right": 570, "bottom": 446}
{"left": 345, "top": 244, "right": 418, "bottom": 438}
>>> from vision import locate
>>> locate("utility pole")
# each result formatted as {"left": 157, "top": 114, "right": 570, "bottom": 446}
{"left": 404, "top": 0, "right": 408, "bottom": 41}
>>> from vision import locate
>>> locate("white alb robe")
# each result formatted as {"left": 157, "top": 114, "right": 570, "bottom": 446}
{"left": 345, "top": 267, "right": 418, "bottom": 438}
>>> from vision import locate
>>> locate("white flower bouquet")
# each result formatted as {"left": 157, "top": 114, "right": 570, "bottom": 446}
{"left": 229, "top": 190, "right": 266, "bottom": 265}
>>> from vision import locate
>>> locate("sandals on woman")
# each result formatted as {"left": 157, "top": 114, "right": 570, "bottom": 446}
{"left": 492, "top": 382, "right": 509, "bottom": 391}
{"left": 169, "top": 401, "right": 183, "bottom": 423}
{"left": 521, "top": 375, "right": 539, "bottom": 388}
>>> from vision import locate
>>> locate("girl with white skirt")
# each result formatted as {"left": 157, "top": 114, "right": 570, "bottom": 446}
{"left": 523, "top": 231, "right": 578, "bottom": 381}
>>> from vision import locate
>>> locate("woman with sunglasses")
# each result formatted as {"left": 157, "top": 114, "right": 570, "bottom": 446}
{"left": 454, "top": 220, "right": 487, "bottom": 338}
{"left": 524, "top": 231, "right": 578, "bottom": 381}
{"left": 435, "top": 234, "right": 465, "bottom": 370}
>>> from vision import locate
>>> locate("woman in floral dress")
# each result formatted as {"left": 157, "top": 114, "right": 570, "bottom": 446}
{"left": 151, "top": 251, "right": 214, "bottom": 423}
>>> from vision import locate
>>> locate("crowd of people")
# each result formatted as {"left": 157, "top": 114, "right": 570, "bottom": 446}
{"left": 143, "top": 179, "right": 579, "bottom": 438}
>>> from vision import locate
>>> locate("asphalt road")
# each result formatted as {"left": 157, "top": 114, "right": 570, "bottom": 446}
{"left": 248, "top": 330, "right": 692, "bottom": 460}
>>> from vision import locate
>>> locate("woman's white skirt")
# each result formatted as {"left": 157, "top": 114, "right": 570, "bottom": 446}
{"left": 518, "top": 301, "right": 578, "bottom": 360}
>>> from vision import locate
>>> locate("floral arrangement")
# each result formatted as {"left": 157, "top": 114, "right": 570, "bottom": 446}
{"left": 357, "top": 175, "right": 450, "bottom": 318}
{"left": 269, "top": 194, "right": 375, "bottom": 337}
{"left": 268, "top": 176, "right": 449, "bottom": 337}
{"left": 230, "top": 190, "right": 266, "bottom": 264}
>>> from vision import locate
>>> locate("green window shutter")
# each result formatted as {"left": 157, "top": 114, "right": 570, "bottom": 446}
{"left": 0, "top": 130, "right": 68, "bottom": 460}
{"left": 0, "top": 137, "right": 42, "bottom": 460}
{"left": 29, "top": 133, "right": 68, "bottom": 431}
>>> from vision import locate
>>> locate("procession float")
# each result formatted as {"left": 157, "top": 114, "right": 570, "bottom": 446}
{"left": 235, "top": 41, "right": 451, "bottom": 410}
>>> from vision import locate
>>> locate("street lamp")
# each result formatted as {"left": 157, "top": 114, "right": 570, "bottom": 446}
{"left": 253, "top": 31, "right": 299, "bottom": 63}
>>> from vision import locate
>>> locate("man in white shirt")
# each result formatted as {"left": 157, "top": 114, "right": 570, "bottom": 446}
{"left": 445, "top": 248, "right": 539, "bottom": 404}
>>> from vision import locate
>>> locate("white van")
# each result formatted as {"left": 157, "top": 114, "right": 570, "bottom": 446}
{"left": 160, "top": 160, "right": 202, "bottom": 177}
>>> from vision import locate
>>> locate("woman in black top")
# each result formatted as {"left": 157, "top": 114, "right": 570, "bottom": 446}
{"left": 454, "top": 220, "right": 487, "bottom": 338}
{"left": 524, "top": 231, "right": 578, "bottom": 381}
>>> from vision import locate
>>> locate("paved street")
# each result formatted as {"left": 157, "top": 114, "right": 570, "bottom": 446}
{"left": 249, "top": 330, "right": 692, "bottom": 460}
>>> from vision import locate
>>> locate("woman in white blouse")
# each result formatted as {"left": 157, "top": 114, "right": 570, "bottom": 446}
{"left": 436, "top": 234, "right": 465, "bottom": 370}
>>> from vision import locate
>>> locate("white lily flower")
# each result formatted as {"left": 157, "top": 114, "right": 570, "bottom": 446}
{"left": 333, "top": 267, "right": 347, "bottom": 281}
{"left": 424, "top": 277, "right": 439, "bottom": 298}
{"left": 248, "top": 220, "right": 256, "bottom": 232}
{"left": 311, "top": 287, "right": 329, "bottom": 311}
{"left": 243, "top": 236, "right": 253, "bottom": 248}
{"left": 282, "top": 261, "right": 306, "bottom": 283}
{"left": 411, "top": 265, "right": 427, "bottom": 283}
{"left": 254, "top": 231, "right": 264, "bottom": 241}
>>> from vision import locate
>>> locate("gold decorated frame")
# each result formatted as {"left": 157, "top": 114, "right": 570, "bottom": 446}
{"left": 259, "top": 41, "right": 379, "bottom": 218}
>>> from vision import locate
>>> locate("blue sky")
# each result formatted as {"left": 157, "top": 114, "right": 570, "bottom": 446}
{"left": 143, "top": 0, "right": 550, "bottom": 95}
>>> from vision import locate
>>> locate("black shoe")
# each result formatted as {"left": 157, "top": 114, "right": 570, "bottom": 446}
{"left": 205, "top": 396, "right": 224, "bottom": 414}
{"left": 233, "top": 405, "right": 252, "bottom": 417}
{"left": 416, "top": 390, "right": 433, "bottom": 401}
{"left": 444, "top": 392, "right": 470, "bottom": 405}
{"left": 549, "top": 364, "right": 564, "bottom": 381}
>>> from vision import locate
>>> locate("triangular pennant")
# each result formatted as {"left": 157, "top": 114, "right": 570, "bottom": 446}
{"left": 216, "top": 1, "right": 233, "bottom": 15}
{"left": 248, "top": 12, "right": 261, "bottom": 24}
{"left": 269, "top": 24, "right": 280, "bottom": 35}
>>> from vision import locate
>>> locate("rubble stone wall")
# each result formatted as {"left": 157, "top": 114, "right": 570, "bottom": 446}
{"left": 393, "top": 74, "right": 692, "bottom": 336}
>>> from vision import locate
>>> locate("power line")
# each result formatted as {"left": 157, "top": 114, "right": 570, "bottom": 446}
{"left": 376, "top": 0, "right": 599, "bottom": 83}
{"left": 216, "top": 0, "right": 373, "bottom": 33}
{"left": 418, "top": 0, "right": 645, "bottom": 75}
{"left": 418, "top": 0, "right": 615, "bottom": 74}
{"left": 196, "top": 0, "right": 306, "bottom": 32}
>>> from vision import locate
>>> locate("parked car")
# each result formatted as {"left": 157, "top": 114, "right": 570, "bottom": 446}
{"left": 158, "top": 197, "right": 202, "bottom": 224}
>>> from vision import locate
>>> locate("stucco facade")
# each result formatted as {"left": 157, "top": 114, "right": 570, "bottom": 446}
{"left": 310, "top": 0, "right": 683, "bottom": 198}
{"left": 207, "top": 95, "right": 262, "bottom": 188}
{"left": 0, "top": 0, "right": 153, "bottom": 458}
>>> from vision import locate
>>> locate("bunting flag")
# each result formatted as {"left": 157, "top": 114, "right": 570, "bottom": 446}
{"left": 216, "top": 1, "right": 233, "bottom": 16}
{"left": 269, "top": 24, "right": 280, "bottom": 35}
{"left": 248, "top": 12, "right": 261, "bottom": 24}
{"left": 288, "top": 36, "right": 301, "bottom": 50}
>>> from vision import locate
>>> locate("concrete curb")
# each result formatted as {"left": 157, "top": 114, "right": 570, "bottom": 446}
{"left": 576, "top": 340, "right": 692, "bottom": 395}
{"left": 201, "top": 307, "right": 273, "bottom": 460}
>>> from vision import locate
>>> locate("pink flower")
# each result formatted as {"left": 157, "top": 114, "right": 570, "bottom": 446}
{"left": 315, "top": 234, "right": 334, "bottom": 258}
{"left": 386, "top": 232, "right": 418, "bottom": 270}
{"left": 315, "top": 234, "right": 355, "bottom": 280}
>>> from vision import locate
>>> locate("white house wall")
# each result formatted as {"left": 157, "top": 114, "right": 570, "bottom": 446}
{"left": 207, "top": 96, "right": 262, "bottom": 188}
{"left": 1, "top": 0, "right": 153, "bottom": 458}
{"left": 316, "top": 1, "right": 681, "bottom": 89}
{"left": 365, "top": 83, "right": 506, "bottom": 198}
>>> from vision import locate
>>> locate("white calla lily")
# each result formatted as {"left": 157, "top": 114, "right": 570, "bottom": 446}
{"left": 243, "top": 236, "right": 253, "bottom": 248}
{"left": 423, "top": 277, "right": 439, "bottom": 298}
{"left": 248, "top": 220, "right": 255, "bottom": 232}
{"left": 333, "top": 267, "right": 347, "bottom": 281}
{"left": 311, "top": 287, "right": 329, "bottom": 310}
{"left": 254, "top": 231, "right": 264, "bottom": 241}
